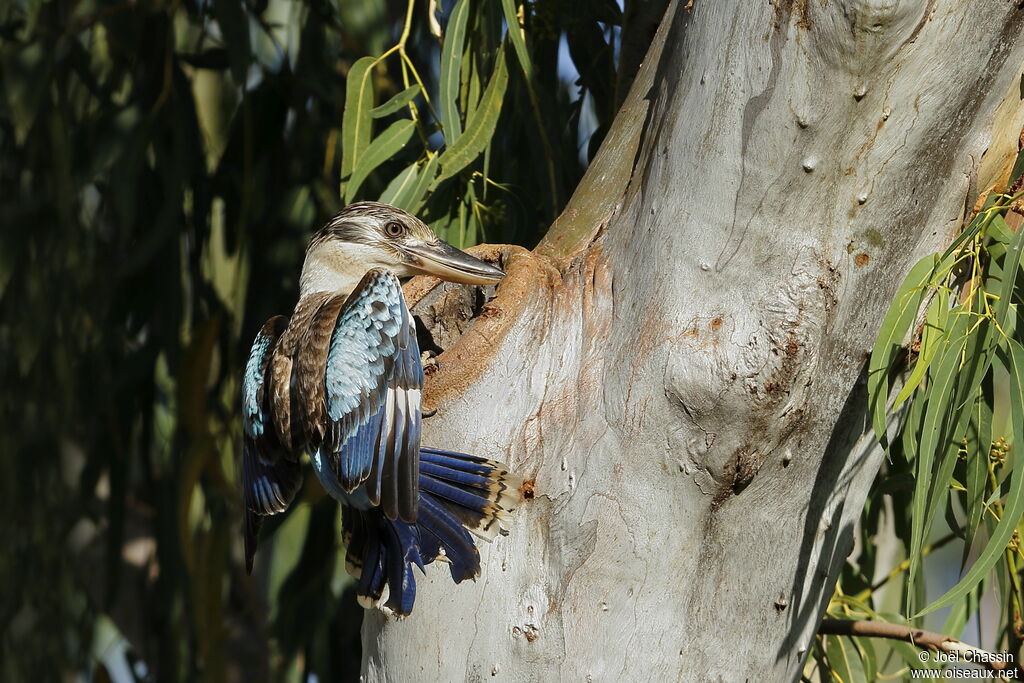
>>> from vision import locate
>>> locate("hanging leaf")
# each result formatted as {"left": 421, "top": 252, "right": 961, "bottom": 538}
{"left": 379, "top": 163, "right": 419, "bottom": 208}
{"left": 895, "top": 289, "right": 950, "bottom": 406}
{"left": 345, "top": 119, "right": 416, "bottom": 203}
{"left": 439, "top": 0, "right": 471, "bottom": 144}
{"left": 853, "top": 636, "right": 878, "bottom": 683}
{"left": 920, "top": 318, "right": 996, "bottom": 550}
{"left": 825, "top": 634, "right": 868, "bottom": 683}
{"left": 435, "top": 46, "right": 508, "bottom": 184}
{"left": 917, "top": 338, "right": 1024, "bottom": 617}
{"left": 942, "top": 581, "right": 983, "bottom": 639}
{"left": 501, "top": 0, "right": 532, "bottom": 79}
{"left": 370, "top": 85, "right": 421, "bottom": 119}
{"left": 407, "top": 154, "right": 440, "bottom": 214}
{"left": 989, "top": 213, "right": 1015, "bottom": 245}
{"left": 962, "top": 377, "right": 994, "bottom": 564}
{"left": 460, "top": 38, "right": 483, "bottom": 125}
{"left": 341, "top": 56, "right": 377, "bottom": 187}
{"left": 867, "top": 255, "right": 939, "bottom": 445}
{"left": 907, "top": 321, "right": 968, "bottom": 603}
{"left": 993, "top": 214, "right": 1024, "bottom": 327}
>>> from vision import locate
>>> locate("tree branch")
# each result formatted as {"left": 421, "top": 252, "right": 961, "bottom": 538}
{"left": 534, "top": 2, "right": 675, "bottom": 262}
{"left": 819, "top": 619, "right": 1021, "bottom": 674}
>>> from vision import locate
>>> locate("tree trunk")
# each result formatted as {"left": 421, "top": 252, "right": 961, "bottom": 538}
{"left": 363, "top": 1, "right": 1024, "bottom": 680}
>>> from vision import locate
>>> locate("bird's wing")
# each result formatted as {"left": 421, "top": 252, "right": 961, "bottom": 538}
{"left": 241, "top": 315, "right": 303, "bottom": 572}
{"left": 318, "top": 268, "right": 423, "bottom": 522}
{"left": 242, "top": 315, "right": 287, "bottom": 442}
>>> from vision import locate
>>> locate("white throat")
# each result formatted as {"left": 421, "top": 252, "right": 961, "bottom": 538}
{"left": 298, "top": 241, "right": 406, "bottom": 298}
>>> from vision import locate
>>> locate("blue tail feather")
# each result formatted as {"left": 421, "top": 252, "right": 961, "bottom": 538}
{"left": 420, "top": 448, "right": 492, "bottom": 469}
{"left": 416, "top": 494, "right": 479, "bottom": 582}
{"left": 342, "top": 447, "right": 521, "bottom": 616}
{"left": 356, "top": 518, "right": 385, "bottom": 602}
{"left": 383, "top": 521, "right": 417, "bottom": 615}
{"left": 419, "top": 461, "right": 493, "bottom": 490}
{"left": 418, "top": 475, "right": 495, "bottom": 514}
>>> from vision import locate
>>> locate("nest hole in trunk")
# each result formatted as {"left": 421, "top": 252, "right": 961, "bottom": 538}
{"left": 408, "top": 246, "right": 513, "bottom": 359}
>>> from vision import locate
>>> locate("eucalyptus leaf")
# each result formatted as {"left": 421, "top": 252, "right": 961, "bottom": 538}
{"left": 825, "top": 634, "right": 868, "bottom": 683}
{"left": 895, "top": 289, "right": 950, "bottom": 406}
{"left": 989, "top": 214, "right": 1014, "bottom": 245}
{"left": 501, "top": 0, "right": 532, "bottom": 79}
{"left": 868, "top": 255, "right": 938, "bottom": 445}
{"left": 341, "top": 56, "right": 377, "bottom": 185}
{"left": 407, "top": 154, "right": 440, "bottom": 214}
{"left": 345, "top": 119, "right": 416, "bottom": 203}
{"left": 439, "top": 0, "right": 471, "bottom": 144}
{"left": 435, "top": 46, "right": 508, "bottom": 184}
{"left": 921, "top": 317, "right": 996, "bottom": 554}
{"left": 907, "top": 321, "right": 968, "bottom": 604}
{"left": 853, "top": 636, "right": 878, "bottom": 683}
{"left": 886, "top": 640, "right": 939, "bottom": 677}
{"left": 917, "top": 338, "right": 1024, "bottom": 617}
{"left": 379, "top": 163, "right": 419, "bottom": 209}
{"left": 994, "top": 214, "right": 1024, "bottom": 328}
{"left": 370, "top": 85, "right": 421, "bottom": 119}
{"left": 963, "top": 377, "right": 994, "bottom": 564}
{"left": 941, "top": 582, "right": 982, "bottom": 639}
{"left": 1010, "top": 140, "right": 1024, "bottom": 184}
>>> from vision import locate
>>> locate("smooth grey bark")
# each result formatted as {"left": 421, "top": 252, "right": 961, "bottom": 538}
{"left": 363, "top": 1, "right": 1024, "bottom": 681}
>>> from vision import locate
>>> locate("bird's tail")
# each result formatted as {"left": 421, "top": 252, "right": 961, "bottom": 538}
{"left": 341, "top": 447, "right": 521, "bottom": 616}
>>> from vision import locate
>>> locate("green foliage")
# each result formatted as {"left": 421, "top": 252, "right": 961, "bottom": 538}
{"left": 813, "top": 146, "right": 1024, "bottom": 680}
{"left": 0, "top": 0, "right": 630, "bottom": 680}
{"left": 809, "top": 598, "right": 944, "bottom": 681}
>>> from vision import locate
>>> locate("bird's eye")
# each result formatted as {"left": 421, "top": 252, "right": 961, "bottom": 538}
{"left": 384, "top": 221, "right": 404, "bottom": 237}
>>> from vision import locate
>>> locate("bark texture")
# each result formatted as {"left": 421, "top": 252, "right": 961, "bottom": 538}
{"left": 364, "top": 1, "right": 1024, "bottom": 680}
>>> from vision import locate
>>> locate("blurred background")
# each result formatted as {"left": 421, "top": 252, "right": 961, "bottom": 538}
{"left": 0, "top": 0, "right": 643, "bottom": 679}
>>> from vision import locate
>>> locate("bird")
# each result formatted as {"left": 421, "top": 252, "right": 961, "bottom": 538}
{"left": 241, "top": 201, "right": 521, "bottom": 616}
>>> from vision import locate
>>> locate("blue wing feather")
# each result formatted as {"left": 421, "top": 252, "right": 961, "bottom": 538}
{"left": 242, "top": 316, "right": 286, "bottom": 439}
{"left": 337, "top": 403, "right": 385, "bottom": 488}
{"left": 317, "top": 269, "right": 424, "bottom": 521}
{"left": 240, "top": 315, "right": 298, "bottom": 574}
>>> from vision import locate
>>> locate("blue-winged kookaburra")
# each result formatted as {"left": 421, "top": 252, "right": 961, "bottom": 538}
{"left": 241, "top": 202, "right": 520, "bottom": 615}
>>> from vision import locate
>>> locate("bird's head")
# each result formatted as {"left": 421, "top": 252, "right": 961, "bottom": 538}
{"left": 299, "top": 202, "right": 505, "bottom": 297}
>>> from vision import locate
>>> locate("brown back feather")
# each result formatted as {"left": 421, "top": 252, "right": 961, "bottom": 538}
{"left": 296, "top": 294, "right": 346, "bottom": 448}
{"left": 271, "top": 292, "right": 332, "bottom": 452}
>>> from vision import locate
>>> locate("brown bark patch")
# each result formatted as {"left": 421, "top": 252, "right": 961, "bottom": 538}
{"left": 854, "top": 253, "right": 870, "bottom": 267}
{"left": 773, "top": 0, "right": 810, "bottom": 31}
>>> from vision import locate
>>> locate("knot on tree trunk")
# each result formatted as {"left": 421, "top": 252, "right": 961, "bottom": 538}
{"left": 803, "top": 0, "right": 931, "bottom": 74}
{"left": 663, "top": 255, "right": 832, "bottom": 497}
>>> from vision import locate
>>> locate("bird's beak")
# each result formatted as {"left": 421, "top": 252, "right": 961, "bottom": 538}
{"left": 401, "top": 240, "right": 505, "bottom": 285}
